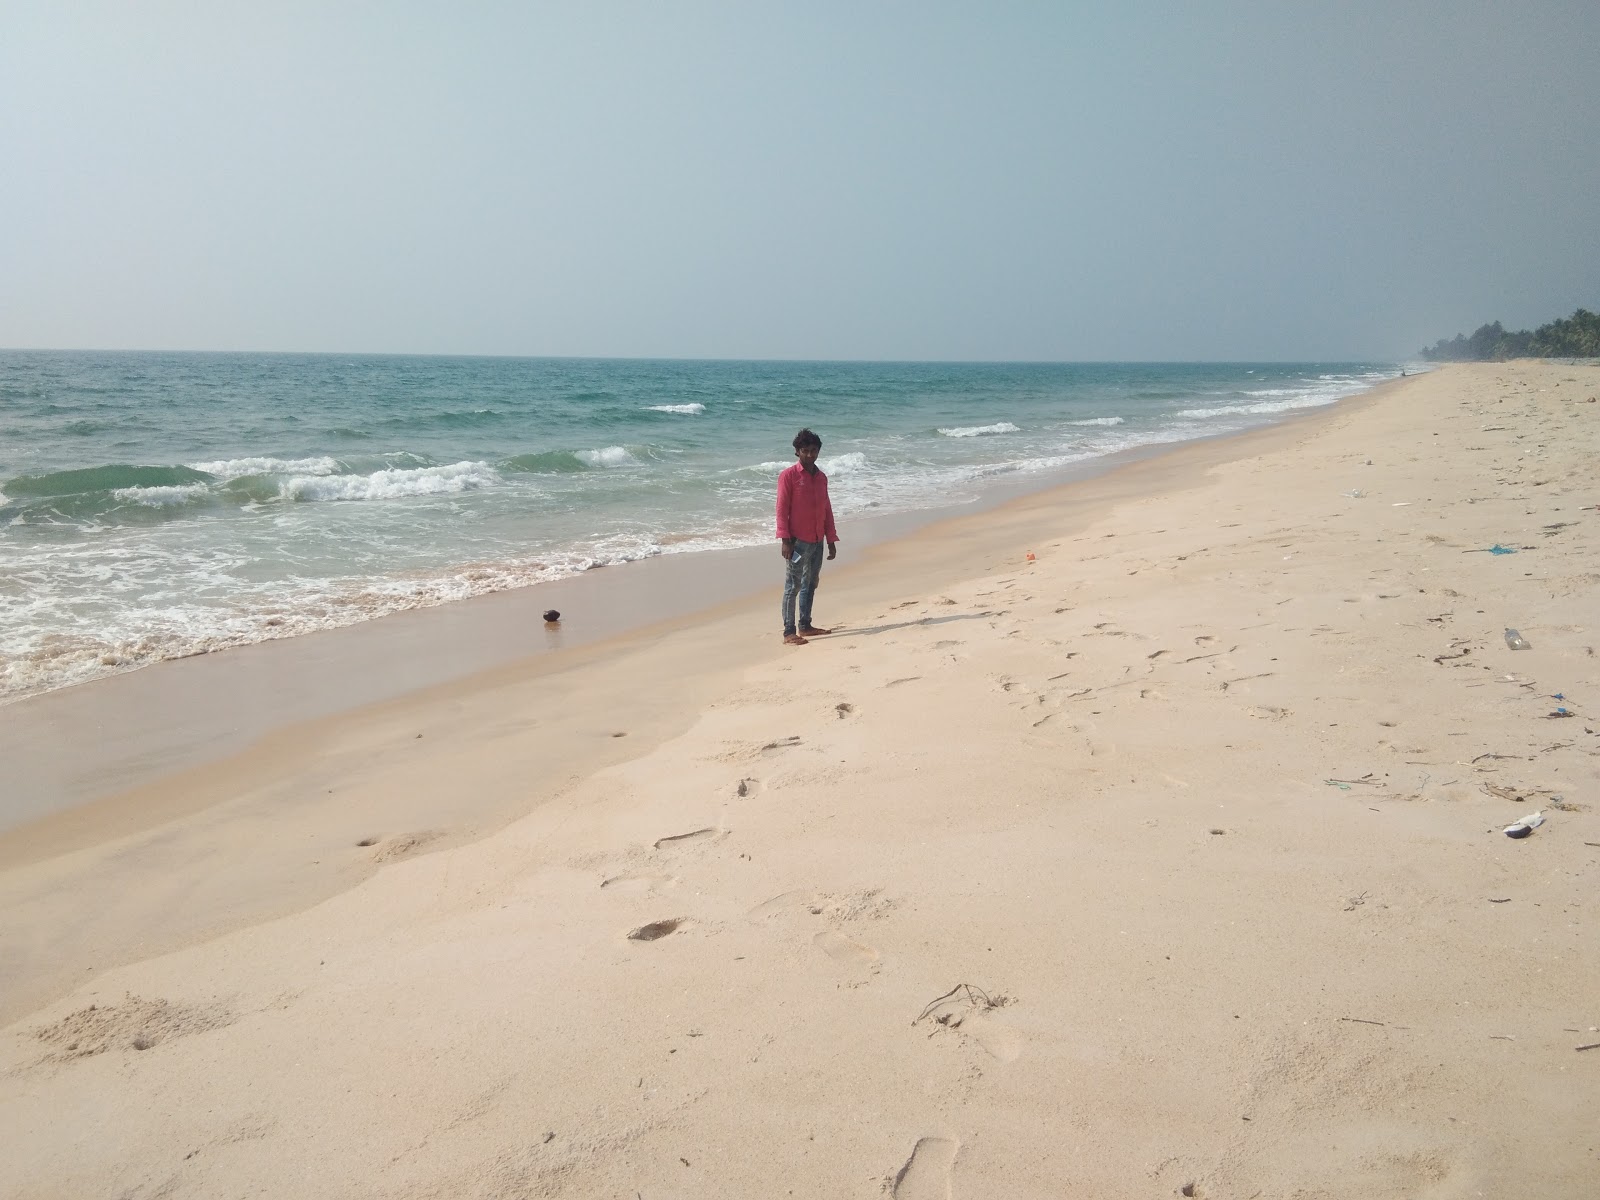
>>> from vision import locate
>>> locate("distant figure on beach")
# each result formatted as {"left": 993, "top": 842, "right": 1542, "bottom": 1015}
{"left": 776, "top": 428, "right": 839, "bottom": 646}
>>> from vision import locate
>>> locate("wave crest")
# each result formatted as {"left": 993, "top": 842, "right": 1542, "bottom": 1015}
{"left": 937, "top": 422, "right": 1020, "bottom": 438}
{"left": 280, "top": 461, "right": 498, "bottom": 502}
{"left": 188, "top": 455, "right": 343, "bottom": 480}
{"left": 575, "top": 446, "right": 636, "bottom": 467}
{"left": 111, "top": 484, "right": 213, "bottom": 507}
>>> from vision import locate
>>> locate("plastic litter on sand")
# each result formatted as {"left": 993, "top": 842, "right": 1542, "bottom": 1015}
{"left": 1504, "top": 811, "right": 1545, "bottom": 839}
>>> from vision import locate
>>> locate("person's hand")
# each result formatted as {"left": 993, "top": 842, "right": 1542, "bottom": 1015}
{"left": 781, "top": 538, "right": 794, "bottom": 560}
{"left": 826, "top": 542, "right": 837, "bottom": 560}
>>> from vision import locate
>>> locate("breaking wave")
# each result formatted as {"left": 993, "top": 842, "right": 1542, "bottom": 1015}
{"left": 279, "top": 462, "right": 499, "bottom": 502}
{"left": 937, "top": 422, "right": 1020, "bottom": 437}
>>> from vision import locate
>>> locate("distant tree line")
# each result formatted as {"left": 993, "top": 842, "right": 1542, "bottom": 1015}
{"left": 1420, "top": 307, "right": 1600, "bottom": 360}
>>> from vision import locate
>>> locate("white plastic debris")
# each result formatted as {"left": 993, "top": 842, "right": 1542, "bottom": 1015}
{"left": 1504, "top": 811, "right": 1545, "bottom": 839}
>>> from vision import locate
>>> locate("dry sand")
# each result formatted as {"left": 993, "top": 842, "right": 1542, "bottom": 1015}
{"left": 2, "top": 362, "right": 1597, "bottom": 1198}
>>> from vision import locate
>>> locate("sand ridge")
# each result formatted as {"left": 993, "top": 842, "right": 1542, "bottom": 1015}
{"left": 1, "top": 363, "right": 1597, "bottom": 1197}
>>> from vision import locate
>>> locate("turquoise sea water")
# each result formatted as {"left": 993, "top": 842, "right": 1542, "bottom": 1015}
{"left": 0, "top": 353, "right": 1402, "bottom": 700}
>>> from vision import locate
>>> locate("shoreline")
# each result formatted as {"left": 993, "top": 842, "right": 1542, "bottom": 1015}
{"left": 4, "top": 355, "right": 1398, "bottom": 719}
{"left": 1, "top": 383, "right": 1398, "bottom": 835}
{"left": 4, "top": 362, "right": 1596, "bottom": 1197}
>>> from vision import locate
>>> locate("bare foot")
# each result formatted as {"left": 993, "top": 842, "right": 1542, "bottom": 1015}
{"left": 797, "top": 625, "right": 832, "bottom": 636}
{"left": 783, "top": 633, "right": 809, "bottom": 646}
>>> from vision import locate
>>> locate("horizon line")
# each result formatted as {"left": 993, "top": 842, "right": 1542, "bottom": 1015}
{"left": 0, "top": 345, "right": 1411, "bottom": 366}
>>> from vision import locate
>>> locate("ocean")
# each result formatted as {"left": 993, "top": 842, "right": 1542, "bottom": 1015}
{"left": 0, "top": 353, "right": 1402, "bottom": 702}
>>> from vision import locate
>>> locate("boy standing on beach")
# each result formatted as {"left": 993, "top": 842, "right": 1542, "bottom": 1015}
{"left": 776, "top": 428, "right": 838, "bottom": 646}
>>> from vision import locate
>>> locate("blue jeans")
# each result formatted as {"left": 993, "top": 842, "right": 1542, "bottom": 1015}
{"left": 782, "top": 540, "right": 825, "bottom": 635}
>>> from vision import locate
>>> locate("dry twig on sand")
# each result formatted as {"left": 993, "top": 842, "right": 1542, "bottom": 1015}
{"left": 915, "top": 983, "right": 1007, "bottom": 1024}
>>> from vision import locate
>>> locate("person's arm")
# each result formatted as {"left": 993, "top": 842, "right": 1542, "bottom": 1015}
{"left": 824, "top": 486, "right": 838, "bottom": 557}
{"left": 776, "top": 469, "right": 795, "bottom": 558}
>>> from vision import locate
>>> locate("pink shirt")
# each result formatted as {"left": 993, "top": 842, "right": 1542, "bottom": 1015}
{"left": 775, "top": 462, "right": 839, "bottom": 544}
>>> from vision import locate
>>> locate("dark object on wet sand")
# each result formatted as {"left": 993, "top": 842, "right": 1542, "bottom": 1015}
{"left": 628, "top": 919, "right": 682, "bottom": 941}
{"left": 542, "top": 609, "right": 561, "bottom": 623}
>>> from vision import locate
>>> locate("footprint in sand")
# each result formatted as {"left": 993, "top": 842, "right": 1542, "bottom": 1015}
{"left": 749, "top": 891, "right": 890, "bottom": 971}
{"left": 599, "top": 872, "right": 678, "bottom": 894}
{"left": 813, "top": 929, "right": 880, "bottom": 965}
{"left": 947, "top": 1009, "right": 1022, "bottom": 1061}
{"left": 735, "top": 777, "right": 763, "bottom": 798}
{"left": 750, "top": 887, "right": 895, "bottom": 923}
{"left": 892, "top": 1136, "right": 959, "bottom": 1200}
{"left": 653, "top": 827, "right": 724, "bottom": 851}
{"left": 747, "top": 889, "right": 820, "bottom": 920}
{"left": 920, "top": 990, "right": 1023, "bottom": 1062}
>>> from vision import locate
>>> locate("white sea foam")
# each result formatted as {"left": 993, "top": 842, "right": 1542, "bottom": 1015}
{"left": 1177, "top": 403, "right": 1273, "bottom": 419}
{"left": 1177, "top": 382, "right": 1365, "bottom": 420}
{"left": 112, "top": 484, "right": 213, "bottom": 506}
{"left": 647, "top": 403, "right": 705, "bottom": 415}
{"left": 1004, "top": 450, "right": 1100, "bottom": 473}
{"left": 819, "top": 451, "right": 868, "bottom": 475}
{"left": 575, "top": 446, "right": 635, "bottom": 467}
{"left": 0, "top": 533, "right": 686, "bottom": 702}
{"left": 937, "top": 422, "right": 1020, "bottom": 438}
{"left": 188, "top": 455, "right": 343, "bottom": 479}
{"left": 1066, "top": 416, "right": 1125, "bottom": 427}
{"left": 280, "top": 461, "right": 499, "bottom": 502}
{"left": 738, "top": 453, "right": 865, "bottom": 476}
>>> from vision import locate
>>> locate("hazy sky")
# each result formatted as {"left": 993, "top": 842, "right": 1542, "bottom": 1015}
{"left": 2, "top": 2, "right": 1596, "bottom": 360}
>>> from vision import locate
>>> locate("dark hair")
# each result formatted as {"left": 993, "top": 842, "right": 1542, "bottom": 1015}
{"left": 792, "top": 428, "right": 822, "bottom": 451}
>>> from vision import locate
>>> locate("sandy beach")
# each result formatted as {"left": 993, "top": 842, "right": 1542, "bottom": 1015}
{"left": 2, "top": 362, "right": 1597, "bottom": 1198}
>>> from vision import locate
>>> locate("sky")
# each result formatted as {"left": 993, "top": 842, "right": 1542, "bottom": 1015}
{"left": 1, "top": 2, "right": 1596, "bottom": 361}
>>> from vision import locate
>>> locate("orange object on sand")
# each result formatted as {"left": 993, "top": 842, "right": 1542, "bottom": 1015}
{"left": 1025, "top": 552, "right": 1036, "bottom": 561}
